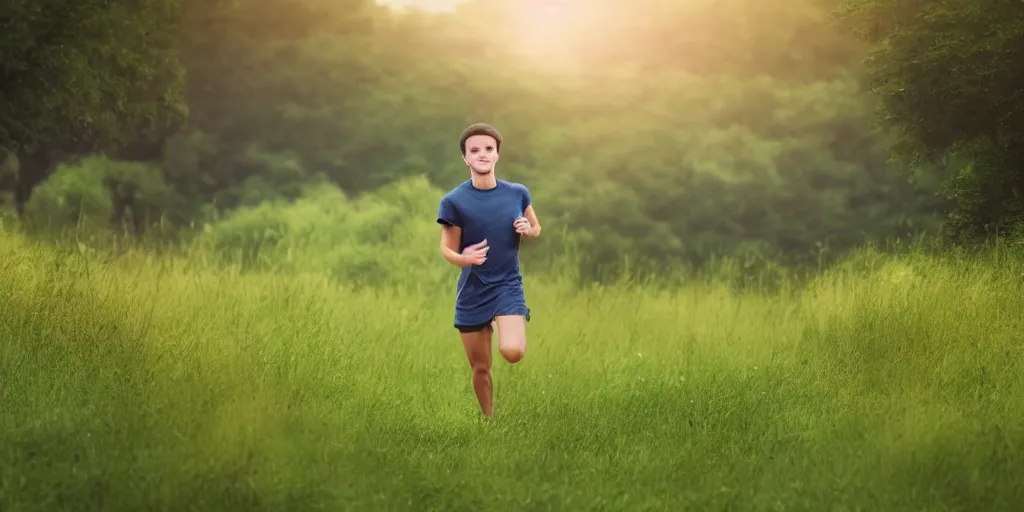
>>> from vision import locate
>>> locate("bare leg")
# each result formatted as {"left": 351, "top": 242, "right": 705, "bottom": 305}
{"left": 460, "top": 326, "right": 494, "bottom": 417}
{"left": 494, "top": 315, "right": 527, "bottom": 363}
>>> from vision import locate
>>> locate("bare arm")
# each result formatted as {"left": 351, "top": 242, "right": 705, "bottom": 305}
{"left": 440, "top": 225, "right": 468, "bottom": 267}
{"left": 519, "top": 205, "right": 542, "bottom": 238}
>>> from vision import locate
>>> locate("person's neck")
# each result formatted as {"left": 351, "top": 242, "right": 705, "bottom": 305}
{"left": 471, "top": 173, "right": 497, "bottom": 190}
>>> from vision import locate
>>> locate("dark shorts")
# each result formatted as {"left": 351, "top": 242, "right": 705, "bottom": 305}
{"left": 455, "top": 308, "right": 531, "bottom": 333}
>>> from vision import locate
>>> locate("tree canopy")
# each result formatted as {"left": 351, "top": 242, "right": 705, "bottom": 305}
{"left": 4, "top": 0, "right": 1019, "bottom": 280}
{"left": 1, "top": 0, "right": 186, "bottom": 220}
{"left": 837, "top": 0, "right": 1024, "bottom": 239}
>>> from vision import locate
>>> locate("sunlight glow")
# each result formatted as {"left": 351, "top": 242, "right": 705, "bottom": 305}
{"left": 378, "top": 0, "right": 581, "bottom": 65}
{"left": 522, "top": 0, "right": 569, "bottom": 31}
{"left": 507, "top": 0, "right": 576, "bottom": 61}
{"left": 376, "top": 0, "right": 466, "bottom": 13}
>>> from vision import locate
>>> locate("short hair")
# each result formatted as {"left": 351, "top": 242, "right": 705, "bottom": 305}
{"left": 459, "top": 123, "right": 502, "bottom": 155}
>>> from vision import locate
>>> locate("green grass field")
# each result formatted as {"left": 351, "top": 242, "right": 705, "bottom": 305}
{"left": 2, "top": 224, "right": 1022, "bottom": 511}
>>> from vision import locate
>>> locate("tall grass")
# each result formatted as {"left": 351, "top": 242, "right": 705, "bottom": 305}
{"left": 1, "top": 222, "right": 1022, "bottom": 511}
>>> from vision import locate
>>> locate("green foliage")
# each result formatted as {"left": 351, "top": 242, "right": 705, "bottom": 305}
{"left": 837, "top": 0, "right": 1024, "bottom": 239}
{"left": 23, "top": 156, "right": 179, "bottom": 231}
{"left": 23, "top": 0, "right": 1024, "bottom": 279}
{"left": 5, "top": 3, "right": 1024, "bottom": 507}
{"left": 0, "top": 0, "right": 186, "bottom": 153}
{"left": 518, "top": 71, "right": 946, "bottom": 278}
{"left": 196, "top": 175, "right": 451, "bottom": 288}
{"left": 0, "top": 0, "right": 186, "bottom": 220}
{"left": 125, "top": 0, "right": 949, "bottom": 279}
{"left": 175, "top": 0, "right": 407, "bottom": 204}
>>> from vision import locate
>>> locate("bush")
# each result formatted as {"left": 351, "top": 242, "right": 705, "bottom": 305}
{"left": 195, "top": 175, "right": 453, "bottom": 288}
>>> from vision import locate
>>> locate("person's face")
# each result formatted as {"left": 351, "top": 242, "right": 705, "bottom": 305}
{"left": 463, "top": 134, "right": 499, "bottom": 175}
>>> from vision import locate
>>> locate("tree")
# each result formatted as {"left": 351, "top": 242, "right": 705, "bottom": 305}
{"left": 0, "top": 0, "right": 187, "bottom": 216}
{"left": 836, "top": 0, "right": 1024, "bottom": 239}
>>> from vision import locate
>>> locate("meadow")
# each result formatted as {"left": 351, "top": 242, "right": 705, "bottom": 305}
{"left": 4, "top": 0, "right": 1023, "bottom": 508}
{"left": 2, "top": 220, "right": 1022, "bottom": 511}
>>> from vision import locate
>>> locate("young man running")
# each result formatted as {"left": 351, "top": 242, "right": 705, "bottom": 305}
{"left": 436, "top": 123, "right": 542, "bottom": 418}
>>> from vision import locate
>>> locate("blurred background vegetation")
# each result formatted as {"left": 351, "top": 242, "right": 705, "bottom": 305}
{"left": 1, "top": 0, "right": 1021, "bottom": 285}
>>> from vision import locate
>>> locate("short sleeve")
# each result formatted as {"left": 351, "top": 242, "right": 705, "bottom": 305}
{"left": 437, "top": 195, "right": 462, "bottom": 227}
{"left": 519, "top": 184, "right": 532, "bottom": 211}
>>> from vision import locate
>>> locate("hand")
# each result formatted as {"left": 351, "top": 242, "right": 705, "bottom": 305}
{"left": 514, "top": 216, "right": 533, "bottom": 236}
{"left": 461, "top": 239, "right": 489, "bottom": 266}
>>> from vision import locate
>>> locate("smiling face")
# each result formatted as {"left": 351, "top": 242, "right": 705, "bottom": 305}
{"left": 462, "top": 134, "right": 500, "bottom": 175}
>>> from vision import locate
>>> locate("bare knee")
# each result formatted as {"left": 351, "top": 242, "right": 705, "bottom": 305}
{"left": 494, "top": 315, "right": 527, "bottom": 364}
{"left": 500, "top": 343, "right": 525, "bottom": 363}
{"left": 467, "top": 351, "right": 491, "bottom": 377}
{"left": 460, "top": 329, "right": 493, "bottom": 376}
{"left": 472, "top": 360, "right": 491, "bottom": 378}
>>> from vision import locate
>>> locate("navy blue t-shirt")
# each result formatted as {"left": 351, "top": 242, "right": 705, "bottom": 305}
{"left": 437, "top": 179, "right": 532, "bottom": 327}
